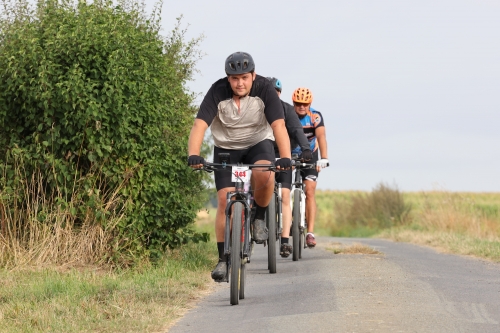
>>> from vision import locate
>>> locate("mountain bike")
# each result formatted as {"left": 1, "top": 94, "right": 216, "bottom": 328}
{"left": 290, "top": 156, "right": 329, "bottom": 261}
{"left": 198, "top": 158, "right": 279, "bottom": 305}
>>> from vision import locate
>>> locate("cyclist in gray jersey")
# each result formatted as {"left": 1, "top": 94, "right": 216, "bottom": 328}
{"left": 187, "top": 52, "right": 291, "bottom": 282}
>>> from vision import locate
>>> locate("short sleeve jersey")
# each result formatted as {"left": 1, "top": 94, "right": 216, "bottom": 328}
{"left": 196, "top": 75, "right": 284, "bottom": 150}
{"left": 291, "top": 108, "right": 325, "bottom": 154}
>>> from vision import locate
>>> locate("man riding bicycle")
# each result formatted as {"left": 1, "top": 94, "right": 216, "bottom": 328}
{"left": 187, "top": 52, "right": 291, "bottom": 281}
{"left": 266, "top": 77, "right": 311, "bottom": 258}
{"left": 291, "top": 87, "right": 329, "bottom": 248}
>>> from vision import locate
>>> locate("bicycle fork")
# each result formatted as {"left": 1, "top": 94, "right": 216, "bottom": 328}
{"left": 223, "top": 188, "right": 252, "bottom": 268}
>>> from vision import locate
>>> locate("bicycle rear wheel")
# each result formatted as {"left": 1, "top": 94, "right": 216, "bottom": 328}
{"left": 230, "top": 202, "right": 243, "bottom": 305}
{"left": 292, "top": 189, "right": 300, "bottom": 261}
{"left": 267, "top": 193, "right": 277, "bottom": 274}
{"left": 299, "top": 228, "right": 303, "bottom": 259}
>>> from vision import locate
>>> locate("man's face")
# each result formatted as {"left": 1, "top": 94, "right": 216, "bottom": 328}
{"left": 228, "top": 72, "right": 256, "bottom": 97}
{"left": 294, "top": 102, "right": 310, "bottom": 116}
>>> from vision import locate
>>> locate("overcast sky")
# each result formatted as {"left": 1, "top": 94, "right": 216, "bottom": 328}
{"left": 153, "top": 0, "right": 500, "bottom": 192}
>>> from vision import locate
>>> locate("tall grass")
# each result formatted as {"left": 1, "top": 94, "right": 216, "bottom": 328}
{"left": 0, "top": 158, "right": 128, "bottom": 268}
{"left": 406, "top": 191, "right": 500, "bottom": 239}
{"left": 317, "top": 183, "right": 412, "bottom": 237}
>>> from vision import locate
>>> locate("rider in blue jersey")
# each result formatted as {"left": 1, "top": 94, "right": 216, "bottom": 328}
{"left": 291, "top": 88, "right": 329, "bottom": 248}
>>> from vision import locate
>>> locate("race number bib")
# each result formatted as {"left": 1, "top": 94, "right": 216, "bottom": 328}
{"left": 231, "top": 166, "right": 249, "bottom": 182}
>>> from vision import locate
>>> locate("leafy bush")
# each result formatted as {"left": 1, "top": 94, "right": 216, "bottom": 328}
{"left": 0, "top": 0, "right": 208, "bottom": 265}
{"left": 333, "top": 182, "right": 412, "bottom": 236}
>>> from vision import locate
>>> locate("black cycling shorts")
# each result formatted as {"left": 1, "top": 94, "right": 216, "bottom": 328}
{"left": 213, "top": 139, "right": 275, "bottom": 191}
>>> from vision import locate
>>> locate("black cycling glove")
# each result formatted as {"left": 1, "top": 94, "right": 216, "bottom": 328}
{"left": 275, "top": 157, "right": 292, "bottom": 169}
{"left": 301, "top": 149, "right": 312, "bottom": 162}
{"left": 188, "top": 155, "right": 205, "bottom": 166}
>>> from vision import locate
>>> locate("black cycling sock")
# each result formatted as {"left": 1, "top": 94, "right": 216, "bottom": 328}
{"left": 254, "top": 202, "right": 266, "bottom": 220}
{"left": 217, "top": 242, "right": 224, "bottom": 260}
{"left": 281, "top": 237, "right": 289, "bottom": 244}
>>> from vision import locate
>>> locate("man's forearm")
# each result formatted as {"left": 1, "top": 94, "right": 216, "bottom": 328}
{"left": 188, "top": 119, "right": 209, "bottom": 156}
{"left": 271, "top": 119, "right": 291, "bottom": 159}
{"left": 318, "top": 136, "right": 328, "bottom": 159}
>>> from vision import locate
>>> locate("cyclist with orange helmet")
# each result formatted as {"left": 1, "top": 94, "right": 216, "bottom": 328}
{"left": 267, "top": 77, "right": 311, "bottom": 258}
{"left": 291, "top": 87, "right": 329, "bottom": 248}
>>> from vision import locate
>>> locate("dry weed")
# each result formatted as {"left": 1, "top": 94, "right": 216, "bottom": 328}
{"left": 328, "top": 242, "right": 382, "bottom": 255}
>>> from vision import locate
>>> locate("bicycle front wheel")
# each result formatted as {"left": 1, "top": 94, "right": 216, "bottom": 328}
{"left": 267, "top": 193, "right": 277, "bottom": 274}
{"left": 239, "top": 205, "right": 248, "bottom": 300}
{"left": 230, "top": 202, "right": 243, "bottom": 305}
{"left": 292, "top": 189, "right": 300, "bottom": 261}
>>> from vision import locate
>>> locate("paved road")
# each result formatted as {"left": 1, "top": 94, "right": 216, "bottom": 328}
{"left": 168, "top": 237, "right": 500, "bottom": 333}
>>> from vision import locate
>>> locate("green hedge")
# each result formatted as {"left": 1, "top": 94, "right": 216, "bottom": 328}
{"left": 0, "top": 0, "right": 208, "bottom": 262}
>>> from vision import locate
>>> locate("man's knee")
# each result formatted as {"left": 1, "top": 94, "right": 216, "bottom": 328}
{"left": 304, "top": 181, "right": 316, "bottom": 197}
{"left": 281, "top": 189, "right": 291, "bottom": 205}
{"left": 217, "top": 189, "right": 230, "bottom": 210}
{"left": 252, "top": 173, "right": 274, "bottom": 188}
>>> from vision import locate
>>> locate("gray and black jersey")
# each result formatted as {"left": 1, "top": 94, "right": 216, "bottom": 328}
{"left": 273, "top": 100, "right": 310, "bottom": 155}
{"left": 196, "top": 75, "right": 284, "bottom": 150}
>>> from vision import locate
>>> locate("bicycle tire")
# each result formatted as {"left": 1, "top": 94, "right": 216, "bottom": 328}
{"left": 267, "top": 193, "right": 277, "bottom": 274}
{"left": 230, "top": 202, "right": 243, "bottom": 305}
{"left": 292, "top": 189, "right": 300, "bottom": 261}
{"left": 299, "top": 229, "right": 303, "bottom": 259}
{"left": 239, "top": 206, "right": 247, "bottom": 300}
{"left": 239, "top": 259, "right": 246, "bottom": 299}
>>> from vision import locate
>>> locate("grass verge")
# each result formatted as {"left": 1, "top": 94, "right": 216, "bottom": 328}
{"left": 0, "top": 239, "right": 218, "bottom": 333}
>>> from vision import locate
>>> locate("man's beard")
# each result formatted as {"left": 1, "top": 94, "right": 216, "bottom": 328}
{"left": 233, "top": 90, "right": 249, "bottom": 98}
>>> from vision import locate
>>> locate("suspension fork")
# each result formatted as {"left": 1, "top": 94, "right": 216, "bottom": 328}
{"left": 223, "top": 181, "right": 251, "bottom": 257}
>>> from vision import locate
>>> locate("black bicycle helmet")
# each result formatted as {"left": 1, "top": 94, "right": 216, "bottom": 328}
{"left": 267, "top": 77, "right": 282, "bottom": 92}
{"left": 225, "top": 52, "right": 255, "bottom": 75}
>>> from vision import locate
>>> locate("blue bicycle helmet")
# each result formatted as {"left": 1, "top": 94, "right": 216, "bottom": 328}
{"left": 267, "top": 77, "right": 282, "bottom": 92}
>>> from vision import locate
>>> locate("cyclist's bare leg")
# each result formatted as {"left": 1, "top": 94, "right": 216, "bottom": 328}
{"left": 215, "top": 187, "right": 235, "bottom": 242}
{"left": 251, "top": 160, "right": 274, "bottom": 207}
{"left": 304, "top": 180, "right": 317, "bottom": 233}
{"left": 281, "top": 188, "right": 291, "bottom": 237}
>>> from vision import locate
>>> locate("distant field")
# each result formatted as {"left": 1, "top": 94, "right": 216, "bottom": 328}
{"left": 316, "top": 189, "right": 500, "bottom": 261}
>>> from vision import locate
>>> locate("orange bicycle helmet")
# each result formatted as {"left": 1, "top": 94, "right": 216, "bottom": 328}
{"left": 292, "top": 87, "right": 313, "bottom": 104}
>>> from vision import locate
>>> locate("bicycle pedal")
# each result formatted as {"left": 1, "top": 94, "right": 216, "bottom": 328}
{"left": 213, "top": 275, "right": 228, "bottom": 283}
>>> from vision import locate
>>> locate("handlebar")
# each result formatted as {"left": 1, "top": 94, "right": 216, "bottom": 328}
{"left": 195, "top": 162, "right": 281, "bottom": 173}
{"left": 291, "top": 160, "right": 330, "bottom": 169}
{"left": 291, "top": 154, "right": 329, "bottom": 169}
